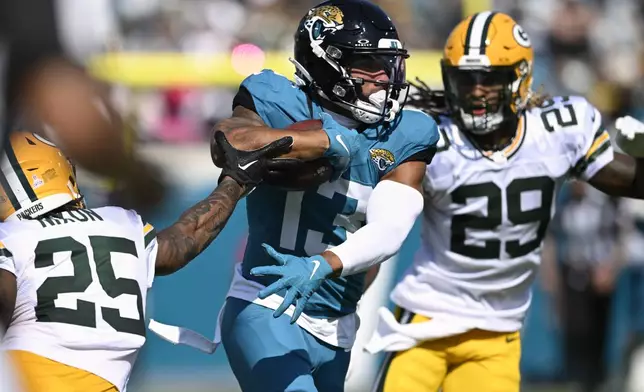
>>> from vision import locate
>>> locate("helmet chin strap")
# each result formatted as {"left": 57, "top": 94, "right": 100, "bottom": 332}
{"left": 368, "top": 90, "right": 400, "bottom": 122}
{"left": 347, "top": 90, "right": 401, "bottom": 124}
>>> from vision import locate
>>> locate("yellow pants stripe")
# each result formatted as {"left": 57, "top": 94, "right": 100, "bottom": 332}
{"left": 7, "top": 350, "right": 118, "bottom": 392}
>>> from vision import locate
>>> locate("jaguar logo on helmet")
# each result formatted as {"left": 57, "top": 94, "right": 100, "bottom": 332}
{"left": 370, "top": 148, "right": 395, "bottom": 171}
{"left": 304, "top": 5, "right": 344, "bottom": 42}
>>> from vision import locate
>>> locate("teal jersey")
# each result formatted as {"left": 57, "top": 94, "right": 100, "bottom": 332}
{"left": 237, "top": 70, "right": 439, "bottom": 318}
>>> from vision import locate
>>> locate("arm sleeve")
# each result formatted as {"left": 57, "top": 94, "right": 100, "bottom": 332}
{"left": 329, "top": 180, "right": 423, "bottom": 277}
{"left": 400, "top": 146, "right": 437, "bottom": 164}
{"left": 232, "top": 86, "right": 258, "bottom": 113}
{"left": 143, "top": 222, "right": 158, "bottom": 288}
{"left": 570, "top": 101, "right": 614, "bottom": 180}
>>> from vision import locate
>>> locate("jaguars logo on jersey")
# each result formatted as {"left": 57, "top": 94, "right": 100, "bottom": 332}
{"left": 370, "top": 148, "right": 395, "bottom": 171}
{"left": 304, "top": 5, "right": 344, "bottom": 42}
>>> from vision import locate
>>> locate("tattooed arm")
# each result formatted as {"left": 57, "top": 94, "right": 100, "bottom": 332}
{"left": 153, "top": 134, "right": 293, "bottom": 275}
{"left": 154, "top": 177, "right": 244, "bottom": 276}
{"left": 211, "top": 106, "right": 329, "bottom": 165}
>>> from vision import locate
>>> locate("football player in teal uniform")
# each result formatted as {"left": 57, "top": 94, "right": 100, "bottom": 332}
{"left": 211, "top": 1, "right": 439, "bottom": 390}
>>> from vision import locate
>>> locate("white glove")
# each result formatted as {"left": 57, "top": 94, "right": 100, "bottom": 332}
{"left": 616, "top": 115, "right": 644, "bottom": 158}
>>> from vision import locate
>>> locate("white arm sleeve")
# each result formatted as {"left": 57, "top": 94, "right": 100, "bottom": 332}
{"left": 142, "top": 222, "right": 158, "bottom": 288}
{"left": 330, "top": 180, "right": 423, "bottom": 277}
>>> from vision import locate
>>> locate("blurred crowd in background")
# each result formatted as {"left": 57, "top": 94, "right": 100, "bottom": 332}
{"left": 52, "top": 0, "right": 644, "bottom": 390}
{"left": 62, "top": 0, "right": 644, "bottom": 144}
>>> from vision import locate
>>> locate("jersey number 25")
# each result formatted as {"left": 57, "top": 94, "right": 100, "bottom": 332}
{"left": 34, "top": 236, "right": 145, "bottom": 336}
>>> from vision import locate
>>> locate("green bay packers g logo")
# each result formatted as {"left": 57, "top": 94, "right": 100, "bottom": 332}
{"left": 370, "top": 148, "right": 395, "bottom": 171}
{"left": 513, "top": 24, "right": 531, "bottom": 48}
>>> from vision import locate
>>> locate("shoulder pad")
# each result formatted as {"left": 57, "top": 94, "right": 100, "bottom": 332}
{"left": 0, "top": 221, "right": 32, "bottom": 241}
{"left": 239, "top": 70, "right": 312, "bottom": 127}
{"left": 533, "top": 95, "right": 601, "bottom": 135}
{"left": 241, "top": 70, "right": 297, "bottom": 95}
{"left": 0, "top": 224, "right": 12, "bottom": 242}
{"left": 398, "top": 109, "right": 440, "bottom": 148}
{"left": 379, "top": 109, "right": 439, "bottom": 170}
{"left": 93, "top": 206, "right": 142, "bottom": 228}
{"left": 535, "top": 96, "right": 612, "bottom": 178}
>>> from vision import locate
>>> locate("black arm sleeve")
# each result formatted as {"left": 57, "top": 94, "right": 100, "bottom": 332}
{"left": 401, "top": 146, "right": 437, "bottom": 165}
{"left": 232, "top": 86, "right": 258, "bottom": 114}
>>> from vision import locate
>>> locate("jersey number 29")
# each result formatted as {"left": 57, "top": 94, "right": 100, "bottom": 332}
{"left": 34, "top": 236, "right": 145, "bottom": 336}
{"left": 451, "top": 176, "right": 555, "bottom": 259}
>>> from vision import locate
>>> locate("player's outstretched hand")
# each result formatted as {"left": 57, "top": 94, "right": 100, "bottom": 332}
{"left": 214, "top": 131, "right": 293, "bottom": 190}
{"left": 251, "top": 244, "right": 333, "bottom": 324}
{"left": 616, "top": 115, "right": 644, "bottom": 158}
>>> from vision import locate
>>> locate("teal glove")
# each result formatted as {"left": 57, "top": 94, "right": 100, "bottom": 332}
{"left": 250, "top": 244, "right": 333, "bottom": 324}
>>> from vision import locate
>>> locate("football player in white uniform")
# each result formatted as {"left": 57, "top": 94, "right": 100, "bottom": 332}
{"left": 0, "top": 130, "right": 292, "bottom": 392}
{"left": 367, "top": 11, "right": 644, "bottom": 392}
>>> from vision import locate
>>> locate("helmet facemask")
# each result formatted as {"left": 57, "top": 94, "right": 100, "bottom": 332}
{"left": 442, "top": 61, "right": 529, "bottom": 135}
{"left": 293, "top": 44, "right": 409, "bottom": 124}
{"left": 332, "top": 49, "right": 409, "bottom": 124}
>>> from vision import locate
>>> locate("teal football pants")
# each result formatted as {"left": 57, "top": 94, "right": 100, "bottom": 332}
{"left": 221, "top": 297, "right": 350, "bottom": 392}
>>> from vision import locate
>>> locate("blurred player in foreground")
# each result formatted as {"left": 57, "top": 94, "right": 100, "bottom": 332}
{"left": 0, "top": 1, "right": 167, "bottom": 390}
{"left": 0, "top": 130, "right": 292, "bottom": 392}
{"left": 207, "top": 0, "right": 438, "bottom": 390}
{"left": 0, "top": 0, "right": 164, "bottom": 213}
{"left": 367, "top": 11, "right": 644, "bottom": 392}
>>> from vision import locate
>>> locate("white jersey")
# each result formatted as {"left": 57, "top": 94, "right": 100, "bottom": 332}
{"left": 0, "top": 206, "right": 158, "bottom": 391}
{"left": 392, "top": 96, "right": 614, "bottom": 332}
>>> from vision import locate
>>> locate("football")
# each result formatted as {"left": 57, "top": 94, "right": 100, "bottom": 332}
{"left": 264, "top": 119, "right": 333, "bottom": 190}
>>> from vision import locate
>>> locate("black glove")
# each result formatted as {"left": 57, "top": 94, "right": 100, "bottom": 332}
{"left": 263, "top": 157, "right": 333, "bottom": 190}
{"left": 213, "top": 131, "right": 293, "bottom": 188}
